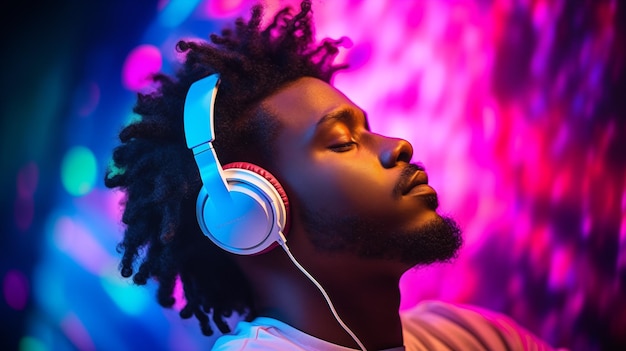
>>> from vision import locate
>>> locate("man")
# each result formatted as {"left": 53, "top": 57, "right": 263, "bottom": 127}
{"left": 105, "top": 1, "right": 562, "bottom": 350}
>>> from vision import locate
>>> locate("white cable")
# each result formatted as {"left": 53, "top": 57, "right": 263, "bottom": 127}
{"left": 277, "top": 232, "right": 367, "bottom": 351}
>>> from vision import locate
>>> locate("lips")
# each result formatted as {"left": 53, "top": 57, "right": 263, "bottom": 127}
{"left": 402, "top": 170, "right": 430, "bottom": 195}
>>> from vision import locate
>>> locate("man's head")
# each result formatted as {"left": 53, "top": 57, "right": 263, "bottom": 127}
{"left": 105, "top": 0, "right": 461, "bottom": 337}
{"left": 257, "top": 77, "right": 462, "bottom": 272}
{"left": 105, "top": 0, "right": 349, "bottom": 336}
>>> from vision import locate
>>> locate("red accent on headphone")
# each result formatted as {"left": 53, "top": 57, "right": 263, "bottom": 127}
{"left": 223, "top": 162, "right": 291, "bottom": 237}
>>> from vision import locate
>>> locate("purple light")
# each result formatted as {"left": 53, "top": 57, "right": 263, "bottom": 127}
{"left": 53, "top": 216, "right": 115, "bottom": 275}
{"left": 60, "top": 313, "right": 95, "bottom": 351}
{"left": 3, "top": 270, "right": 29, "bottom": 311}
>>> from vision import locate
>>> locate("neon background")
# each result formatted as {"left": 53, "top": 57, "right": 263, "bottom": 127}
{"left": 2, "top": 0, "right": 625, "bottom": 350}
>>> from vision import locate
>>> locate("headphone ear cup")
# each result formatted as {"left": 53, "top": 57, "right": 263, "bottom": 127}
{"left": 196, "top": 162, "right": 290, "bottom": 255}
{"left": 224, "top": 162, "right": 291, "bottom": 234}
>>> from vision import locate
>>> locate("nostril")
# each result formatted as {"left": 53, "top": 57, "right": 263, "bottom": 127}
{"left": 397, "top": 139, "right": 413, "bottom": 163}
{"left": 379, "top": 137, "right": 414, "bottom": 167}
{"left": 398, "top": 149, "right": 412, "bottom": 163}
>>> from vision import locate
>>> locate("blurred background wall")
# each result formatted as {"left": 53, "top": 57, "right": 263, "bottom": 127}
{"left": 2, "top": 0, "right": 625, "bottom": 350}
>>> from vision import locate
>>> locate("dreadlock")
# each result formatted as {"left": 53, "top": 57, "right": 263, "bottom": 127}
{"left": 104, "top": 0, "right": 347, "bottom": 337}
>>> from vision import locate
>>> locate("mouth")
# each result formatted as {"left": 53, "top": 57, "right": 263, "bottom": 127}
{"left": 394, "top": 163, "right": 435, "bottom": 196}
{"left": 395, "top": 164, "right": 439, "bottom": 209}
{"left": 402, "top": 170, "right": 431, "bottom": 195}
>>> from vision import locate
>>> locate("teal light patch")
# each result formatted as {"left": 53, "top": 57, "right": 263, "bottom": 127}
{"left": 61, "top": 146, "right": 97, "bottom": 196}
{"left": 106, "top": 159, "right": 125, "bottom": 180}
{"left": 19, "top": 336, "right": 47, "bottom": 351}
{"left": 125, "top": 112, "right": 142, "bottom": 126}
{"left": 101, "top": 275, "right": 149, "bottom": 316}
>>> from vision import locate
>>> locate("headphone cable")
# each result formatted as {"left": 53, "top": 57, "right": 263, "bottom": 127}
{"left": 277, "top": 231, "right": 368, "bottom": 351}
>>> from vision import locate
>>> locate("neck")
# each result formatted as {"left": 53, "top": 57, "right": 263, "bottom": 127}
{"left": 235, "top": 245, "right": 406, "bottom": 351}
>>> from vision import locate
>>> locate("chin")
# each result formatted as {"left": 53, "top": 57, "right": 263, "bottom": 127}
{"left": 300, "top": 205, "right": 463, "bottom": 266}
{"left": 404, "top": 207, "right": 442, "bottom": 230}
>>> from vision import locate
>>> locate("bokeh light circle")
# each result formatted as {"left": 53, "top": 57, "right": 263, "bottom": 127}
{"left": 60, "top": 146, "right": 97, "bottom": 197}
{"left": 19, "top": 337, "right": 46, "bottom": 351}
{"left": 121, "top": 44, "right": 162, "bottom": 92}
{"left": 3, "top": 270, "right": 29, "bottom": 311}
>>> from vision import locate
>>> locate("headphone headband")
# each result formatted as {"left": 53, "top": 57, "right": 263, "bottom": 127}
{"left": 183, "top": 74, "right": 289, "bottom": 255}
{"left": 184, "top": 73, "right": 220, "bottom": 149}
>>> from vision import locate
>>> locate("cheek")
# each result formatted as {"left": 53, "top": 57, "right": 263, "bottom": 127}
{"left": 288, "top": 161, "right": 394, "bottom": 217}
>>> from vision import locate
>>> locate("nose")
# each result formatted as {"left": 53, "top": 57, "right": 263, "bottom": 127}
{"left": 378, "top": 135, "right": 413, "bottom": 168}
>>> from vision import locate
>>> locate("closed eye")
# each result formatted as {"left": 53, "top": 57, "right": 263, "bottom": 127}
{"left": 329, "top": 141, "right": 356, "bottom": 152}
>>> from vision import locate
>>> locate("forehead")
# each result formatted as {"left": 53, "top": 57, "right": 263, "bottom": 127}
{"left": 260, "top": 77, "right": 361, "bottom": 133}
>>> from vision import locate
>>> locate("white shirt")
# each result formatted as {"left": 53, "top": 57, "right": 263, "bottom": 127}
{"left": 211, "top": 300, "right": 564, "bottom": 351}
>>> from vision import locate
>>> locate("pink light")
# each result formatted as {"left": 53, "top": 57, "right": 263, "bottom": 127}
{"left": 200, "top": 0, "right": 246, "bottom": 19}
{"left": 528, "top": 225, "right": 551, "bottom": 269}
{"left": 344, "top": 42, "right": 372, "bottom": 72}
{"left": 548, "top": 245, "right": 573, "bottom": 291}
{"left": 419, "top": 62, "right": 446, "bottom": 104}
{"left": 172, "top": 275, "right": 186, "bottom": 311}
{"left": 77, "top": 188, "right": 126, "bottom": 227}
{"left": 3, "top": 270, "right": 29, "bottom": 311}
{"left": 53, "top": 217, "right": 114, "bottom": 275}
{"left": 550, "top": 168, "right": 573, "bottom": 204}
{"left": 621, "top": 188, "right": 626, "bottom": 243}
{"left": 482, "top": 105, "right": 497, "bottom": 140}
{"left": 60, "top": 313, "right": 95, "bottom": 351}
{"left": 122, "top": 45, "right": 162, "bottom": 92}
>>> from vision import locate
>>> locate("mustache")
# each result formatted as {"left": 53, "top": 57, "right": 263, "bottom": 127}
{"left": 393, "top": 163, "right": 425, "bottom": 197}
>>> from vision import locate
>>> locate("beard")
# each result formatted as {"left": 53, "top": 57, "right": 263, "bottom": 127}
{"left": 299, "top": 205, "right": 463, "bottom": 267}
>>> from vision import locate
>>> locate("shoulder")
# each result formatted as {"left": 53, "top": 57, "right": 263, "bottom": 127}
{"left": 211, "top": 317, "right": 356, "bottom": 351}
{"left": 400, "top": 300, "right": 564, "bottom": 351}
{"left": 211, "top": 318, "right": 301, "bottom": 351}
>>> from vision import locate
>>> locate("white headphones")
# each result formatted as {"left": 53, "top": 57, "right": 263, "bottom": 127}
{"left": 183, "top": 73, "right": 290, "bottom": 255}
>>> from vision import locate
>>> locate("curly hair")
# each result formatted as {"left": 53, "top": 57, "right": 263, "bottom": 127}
{"left": 104, "top": 0, "right": 348, "bottom": 336}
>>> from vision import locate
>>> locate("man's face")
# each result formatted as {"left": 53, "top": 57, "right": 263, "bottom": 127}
{"left": 261, "top": 77, "right": 462, "bottom": 268}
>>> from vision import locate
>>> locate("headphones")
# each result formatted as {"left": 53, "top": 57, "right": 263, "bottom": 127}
{"left": 183, "top": 73, "right": 290, "bottom": 255}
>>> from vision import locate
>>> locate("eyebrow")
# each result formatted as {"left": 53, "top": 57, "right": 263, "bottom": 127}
{"left": 316, "top": 107, "right": 371, "bottom": 131}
